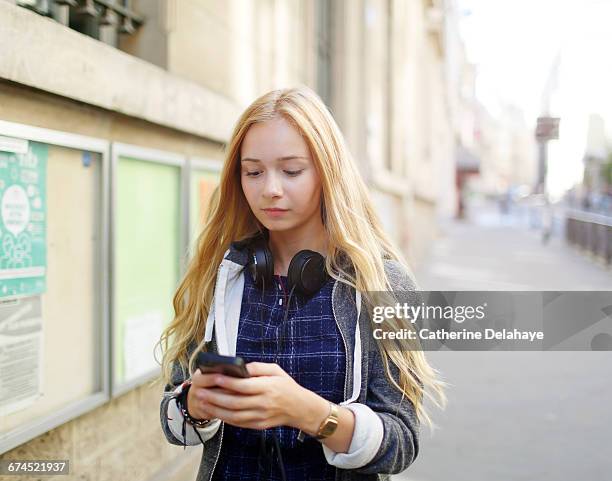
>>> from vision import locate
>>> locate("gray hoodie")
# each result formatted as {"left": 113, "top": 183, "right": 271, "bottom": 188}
{"left": 159, "top": 243, "right": 421, "bottom": 481}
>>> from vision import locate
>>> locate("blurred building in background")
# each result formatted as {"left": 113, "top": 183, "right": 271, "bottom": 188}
{"left": 444, "top": 12, "right": 480, "bottom": 220}
{"left": 471, "top": 103, "right": 536, "bottom": 198}
{"left": 538, "top": 44, "right": 612, "bottom": 264}
{"left": 582, "top": 114, "right": 611, "bottom": 204}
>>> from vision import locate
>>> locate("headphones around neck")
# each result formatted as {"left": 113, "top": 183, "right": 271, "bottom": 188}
{"left": 232, "top": 230, "right": 331, "bottom": 477}
{"left": 243, "top": 231, "right": 329, "bottom": 297}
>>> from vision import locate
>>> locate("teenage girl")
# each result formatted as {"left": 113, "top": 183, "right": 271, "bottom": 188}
{"left": 158, "top": 86, "right": 446, "bottom": 481}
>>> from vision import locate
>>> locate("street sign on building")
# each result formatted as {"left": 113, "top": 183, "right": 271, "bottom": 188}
{"left": 536, "top": 117, "right": 560, "bottom": 142}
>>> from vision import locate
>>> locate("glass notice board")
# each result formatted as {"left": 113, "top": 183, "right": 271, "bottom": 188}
{"left": 0, "top": 120, "right": 109, "bottom": 455}
{"left": 111, "top": 144, "right": 185, "bottom": 396}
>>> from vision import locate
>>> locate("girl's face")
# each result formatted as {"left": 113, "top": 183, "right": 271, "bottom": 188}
{"left": 240, "top": 116, "right": 323, "bottom": 233}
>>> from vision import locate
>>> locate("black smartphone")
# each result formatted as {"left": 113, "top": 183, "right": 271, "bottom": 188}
{"left": 196, "top": 352, "right": 251, "bottom": 378}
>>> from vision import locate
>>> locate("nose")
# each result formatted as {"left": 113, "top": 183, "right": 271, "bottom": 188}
{"left": 262, "top": 171, "right": 283, "bottom": 198}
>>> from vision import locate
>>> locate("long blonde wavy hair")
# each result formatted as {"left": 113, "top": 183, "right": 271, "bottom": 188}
{"left": 156, "top": 85, "right": 446, "bottom": 430}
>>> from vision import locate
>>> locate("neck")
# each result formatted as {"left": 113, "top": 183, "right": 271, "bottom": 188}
{"left": 267, "top": 220, "right": 328, "bottom": 276}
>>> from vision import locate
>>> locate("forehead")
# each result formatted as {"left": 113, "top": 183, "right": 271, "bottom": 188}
{"left": 240, "top": 117, "right": 310, "bottom": 160}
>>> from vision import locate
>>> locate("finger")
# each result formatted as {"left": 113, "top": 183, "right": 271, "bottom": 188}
{"left": 201, "top": 389, "right": 264, "bottom": 411}
{"left": 191, "top": 369, "right": 222, "bottom": 388}
{"left": 193, "top": 387, "right": 234, "bottom": 397}
{"left": 193, "top": 388, "right": 262, "bottom": 410}
{"left": 214, "top": 374, "right": 267, "bottom": 394}
{"left": 208, "top": 387, "right": 239, "bottom": 396}
{"left": 190, "top": 386, "right": 236, "bottom": 407}
{"left": 246, "top": 361, "right": 285, "bottom": 377}
{"left": 202, "top": 403, "right": 266, "bottom": 427}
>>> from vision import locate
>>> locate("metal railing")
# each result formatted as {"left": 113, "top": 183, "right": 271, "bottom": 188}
{"left": 16, "top": 0, "right": 144, "bottom": 46}
{"left": 565, "top": 209, "right": 612, "bottom": 266}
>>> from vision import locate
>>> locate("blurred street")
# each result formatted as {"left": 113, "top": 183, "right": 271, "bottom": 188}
{"left": 395, "top": 201, "right": 612, "bottom": 481}
{"left": 415, "top": 199, "right": 612, "bottom": 291}
{"left": 395, "top": 349, "right": 612, "bottom": 481}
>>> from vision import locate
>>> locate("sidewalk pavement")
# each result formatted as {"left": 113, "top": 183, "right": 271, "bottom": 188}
{"left": 413, "top": 217, "right": 612, "bottom": 291}
{"left": 392, "top": 213, "right": 612, "bottom": 481}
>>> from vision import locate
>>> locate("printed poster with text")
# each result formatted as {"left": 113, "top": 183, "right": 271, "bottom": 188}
{"left": 0, "top": 140, "right": 47, "bottom": 299}
{"left": 0, "top": 295, "right": 43, "bottom": 416}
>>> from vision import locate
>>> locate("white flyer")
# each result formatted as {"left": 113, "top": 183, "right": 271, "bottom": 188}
{"left": 123, "top": 310, "right": 163, "bottom": 381}
{"left": 0, "top": 295, "right": 43, "bottom": 416}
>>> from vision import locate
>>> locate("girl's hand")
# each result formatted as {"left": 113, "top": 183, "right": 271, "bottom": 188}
{"left": 187, "top": 369, "right": 225, "bottom": 421}
{"left": 193, "top": 361, "right": 329, "bottom": 432}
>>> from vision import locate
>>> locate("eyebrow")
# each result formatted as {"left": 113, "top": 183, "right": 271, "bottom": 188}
{"left": 240, "top": 155, "right": 309, "bottom": 163}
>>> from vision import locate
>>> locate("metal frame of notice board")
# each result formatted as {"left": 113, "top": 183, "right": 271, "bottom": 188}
{"left": 110, "top": 143, "right": 188, "bottom": 397}
{"left": 0, "top": 119, "right": 111, "bottom": 455}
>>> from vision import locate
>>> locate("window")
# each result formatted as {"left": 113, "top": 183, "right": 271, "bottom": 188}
{"left": 16, "top": 0, "right": 143, "bottom": 47}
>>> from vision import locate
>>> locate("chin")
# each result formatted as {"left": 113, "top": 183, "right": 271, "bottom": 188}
{"left": 263, "top": 223, "right": 288, "bottom": 231}
{"left": 262, "top": 221, "right": 298, "bottom": 232}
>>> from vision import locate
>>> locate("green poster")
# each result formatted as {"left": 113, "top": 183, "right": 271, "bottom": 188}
{"left": 115, "top": 156, "right": 180, "bottom": 385}
{"left": 0, "top": 142, "right": 47, "bottom": 299}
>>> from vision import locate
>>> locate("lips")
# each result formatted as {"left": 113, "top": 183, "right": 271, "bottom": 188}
{"left": 262, "top": 208, "right": 288, "bottom": 218}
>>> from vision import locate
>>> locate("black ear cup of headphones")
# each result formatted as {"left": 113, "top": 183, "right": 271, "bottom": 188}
{"left": 287, "top": 250, "right": 327, "bottom": 296}
{"left": 243, "top": 231, "right": 328, "bottom": 296}
{"left": 247, "top": 234, "right": 274, "bottom": 291}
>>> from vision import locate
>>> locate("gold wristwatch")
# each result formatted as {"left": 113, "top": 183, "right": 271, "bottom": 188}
{"left": 314, "top": 402, "right": 339, "bottom": 440}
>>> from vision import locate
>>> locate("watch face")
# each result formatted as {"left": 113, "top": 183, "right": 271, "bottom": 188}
{"left": 316, "top": 403, "right": 340, "bottom": 439}
{"left": 320, "top": 418, "right": 339, "bottom": 437}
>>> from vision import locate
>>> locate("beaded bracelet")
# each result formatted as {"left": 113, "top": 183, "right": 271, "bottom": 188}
{"left": 177, "top": 380, "right": 214, "bottom": 428}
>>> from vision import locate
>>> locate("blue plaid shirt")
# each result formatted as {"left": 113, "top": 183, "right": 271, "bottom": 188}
{"left": 211, "top": 269, "right": 346, "bottom": 481}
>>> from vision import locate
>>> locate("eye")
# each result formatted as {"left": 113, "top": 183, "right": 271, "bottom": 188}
{"left": 284, "top": 169, "right": 303, "bottom": 177}
{"left": 245, "top": 170, "right": 261, "bottom": 177}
